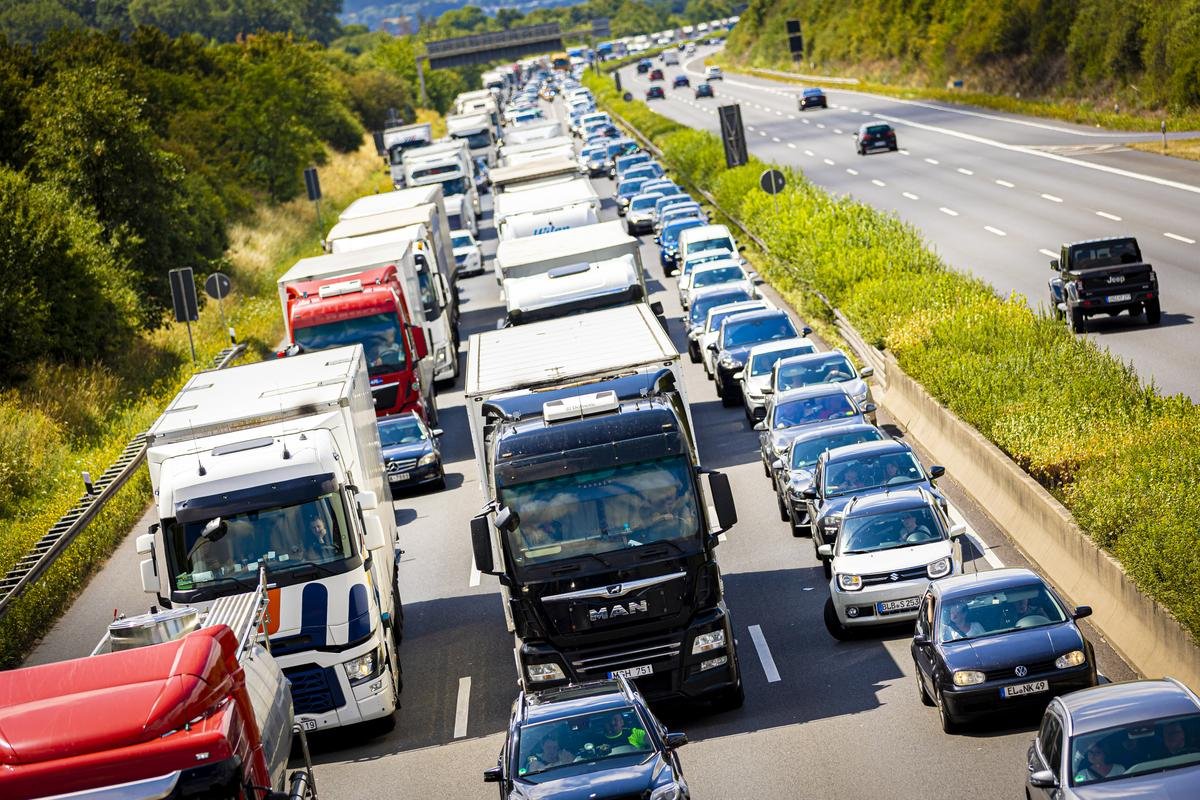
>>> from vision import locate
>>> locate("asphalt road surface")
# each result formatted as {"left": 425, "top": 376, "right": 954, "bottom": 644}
{"left": 28, "top": 122, "right": 1137, "bottom": 796}
{"left": 622, "top": 45, "right": 1200, "bottom": 399}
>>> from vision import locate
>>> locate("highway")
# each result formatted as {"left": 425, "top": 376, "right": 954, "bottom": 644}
{"left": 28, "top": 149, "right": 1137, "bottom": 796}
{"left": 620, "top": 44, "right": 1200, "bottom": 399}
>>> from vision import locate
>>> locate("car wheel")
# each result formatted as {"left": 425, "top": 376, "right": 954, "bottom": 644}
{"left": 937, "top": 688, "right": 961, "bottom": 734}
{"left": 823, "top": 598, "right": 851, "bottom": 641}
{"left": 762, "top": 455, "right": 772, "bottom": 478}
{"left": 431, "top": 469, "right": 446, "bottom": 491}
{"left": 721, "top": 389, "right": 737, "bottom": 408}
{"left": 687, "top": 340, "right": 700, "bottom": 363}
{"left": 822, "top": 557, "right": 832, "bottom": 580}
{"left": 1069, "top": 307, "right": 1087, "bottom": 334}
{"left": 916, "top": 663, "right": 934, "bottom": 707}
{"left": 777, "top": 494, "right": 789, "bottom": 522}
{"left": 714, "top": 374, "right": 725, "bottom": 398}
{"left": 1145, "top": 298, "right": 1162, "bottom": 325}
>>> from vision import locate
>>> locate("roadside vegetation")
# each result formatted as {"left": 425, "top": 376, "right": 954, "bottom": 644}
{"left": 584, "top": 71, "right": 1200, "bottom": 644}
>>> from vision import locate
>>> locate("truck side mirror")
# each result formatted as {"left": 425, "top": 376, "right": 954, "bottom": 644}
{"left": 139, "top": 557, "right": 157, "bottom": 594}
{"left": 411, "top": 326, "right": 429, "bottom": 360}
{"left": 362, "top": 513, "right": 387, "bottom": 551}
{"left": 136, "top": 532, "right": 154, "bottom": 555}
{"left": 470, "top": 515, "right": 497, "bottom": 575}
{"left": 356, "top": 490, "right": 379, "bottom": 510}
{"left": 1049, "top": 258, "right": 1060, "bottom": 271}
{"left": 707, "top": 471, "right": 737, "bottom": 532}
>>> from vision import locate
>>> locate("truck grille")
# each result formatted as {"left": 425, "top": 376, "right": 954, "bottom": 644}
{"left": 569, "top": 633, "right": 682, "bottom": 677}
{"left": 861, "top": 565, "right": 928, "bottom": 586}
{"left": 284, "top": 664, "right": 346, "bottom": 715}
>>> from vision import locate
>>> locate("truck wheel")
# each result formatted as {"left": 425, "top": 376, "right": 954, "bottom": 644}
{"left": 1145, "top": 299, "right": 1162, "bottom": 325}
{"left": 391, "top": 584, "right": 405, "bottom": 644}
{"left": 1069, "top": 307, "right": 1087, "bottom": 334}
{"left": 823, "top": 598, "right": 851, "bottom": 641}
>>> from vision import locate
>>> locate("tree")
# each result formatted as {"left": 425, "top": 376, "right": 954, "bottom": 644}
{"left": 345, "top": 67, "right": 415, "bottom": 130}
{"left": 496, "top": 8, "right": 523, "bottom": 29}
{"left": 0, "top": 1, "right": 86, "bottom": 44}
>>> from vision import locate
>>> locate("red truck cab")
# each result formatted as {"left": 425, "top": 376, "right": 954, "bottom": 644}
{"left": 282, "top": 263, "right": 433, "bottom": 422}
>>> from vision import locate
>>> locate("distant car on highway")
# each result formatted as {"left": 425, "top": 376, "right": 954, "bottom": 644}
{"left": 378, "top": 412, "right": 444, "bottom": 490}
{"left": 694, "top": 82, "right": 714, "bottom": 98}
{"left": 799, "top": 87, "right": 827, "bottom": 110}
{"left": 912, "top": 568, "right": 1097, "bottom": 734}
{"left": 645, "top": 85, "right": 665, "bottom": 100}
{"left": 855, "top": 122, "right": 898, "bottom": 154}
{"left": 705, "top": 66, "right": 723, "bottom": 81}
{"left": 672, "top": 75, "right": 691, "bottom": 88}
{"left": 636, "top": 58, "right": 652, "bottom": 74}
{"left": 649, "top": 68, "right": 664, "bottom": 81}
{"left": 1047, "top": 236, "right": 1161, "bottom": 332}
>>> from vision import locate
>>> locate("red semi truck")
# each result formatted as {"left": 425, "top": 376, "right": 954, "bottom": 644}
{"left": 277, "top": 256, "right": 435, "bottom": 423}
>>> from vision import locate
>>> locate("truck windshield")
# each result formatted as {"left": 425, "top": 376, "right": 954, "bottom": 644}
{"left": 293, "top": 312, "right": 408, "bottom": 374}
{"left": 500, "top": 457, "right": 701, "bottom": 569}
{"left": 455, "top": 131, "right": 492, "bottom": 150}
{"left": 438, "top": 176, "right": 469, "bottom": 196}
{"left": 166, "top": 492, "right": 354, "bottom": 592}
{"left": 389, "top": 140, "right": 428, "bottom": 165}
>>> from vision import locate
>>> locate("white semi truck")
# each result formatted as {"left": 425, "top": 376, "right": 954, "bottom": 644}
{"left": 447, "top": 112, "right": 497, "bottom": 167}
{"left": 137, "top": 346, "right": 404, "bottom": 733}
{"left": 403, "top": 140, "right": 481, "bottom": 229}
{"left": 382, "top": 122, "right": 433, "bottom": 188}
{"left": 489, "top": 157, "right": 580, "bottom": 195}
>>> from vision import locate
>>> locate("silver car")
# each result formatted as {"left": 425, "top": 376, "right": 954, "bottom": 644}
{"left": 738, "top": 338, "right": 818, "bottom": 424}
{"left": 767, "top": 350, "right": 875, "bottom": 424}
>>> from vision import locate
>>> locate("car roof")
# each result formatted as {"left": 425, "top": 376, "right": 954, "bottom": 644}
{"left": 822, "top": 437, "right": 909, "bottom": 462}
{"left": 787, "top": 422, "right": 883, "bottom": 450}
{"left": 776, "top": 382, "right": 856, "bottom": 403}
{"left": 722, "top": 308, "right": 787, "bottom": 327}
{"left": 705, "top": 299, "right": 768, "bottom": 322}
{"left": 930, "top": 567, "right": 1043, "bottom": 600}
{"left": 776, "top": 350, "right": 852, "bottom": 368}
{"left": 522, "top": 679, "right": 633, "bottom": 724}
{"left": 843, "top": 487, "right": 935, "bottom": 517}
{"left": 1057, "top": 679, "right": 1200, "bottom": 736}
{"left": 747, "top": 337, "right": 815, "bottom": 357}
{"left": 685, "top": 248, "right": 732, "bottom": 263}
{"left": 378, "top": 411, "right": 422, "bottom": 427}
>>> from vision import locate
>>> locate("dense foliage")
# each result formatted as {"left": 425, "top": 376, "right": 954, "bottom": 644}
{"left": 417, "top": 0, "right": 739, "bottom": 41}
{"left": 585, "top": 71, "right": 1200, "bottom": 641}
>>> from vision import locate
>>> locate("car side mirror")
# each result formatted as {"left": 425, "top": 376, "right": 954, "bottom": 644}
{"left": 483, "top": 766, "right": 503, "bottom": 783}
{"left": 948, "top": 523, "right": 966, "bottom": 539}
{"left": 431, "top": 428, "right": 444, "bottom": 437}
{"left": 737, "top": 244, "right": 747, "bottom": 252}
{"left": 801, "top": 326, "right": 813, "bottom": 336}
{"left": 912, "top": 632, "right": 931, "bottom": 646}
{"left": 470, "top": 514, "right": 498, "bottom": 575}
{"left": 664, "top": 732, "right": 688, "bottom": 749}
{"left": 863, "top": 402, "right": 877, "bottom": 413}
{"left": 731, "top": 370, "right": 744, "bottom": 381}
{"left": 752, "top": 421, "right": 766, "bottom": 431}
{"left": 762, "top": 385, "right": 773, "bottom": 395}
{"left": 802, "top": 487, "right": 818, "bottom": 500}
{"left": 771, "top": 459, "right": 783, "bottom": 471}
{"left": 929, "top": 465, "right": 946, "bottom": 480}
{"left": 1049, "top": 258, "right": 1060, "bottom": 271}
{"left": 1073, "top": 605, "right": 1093, "bottom": 621}
{"left": 860, "top": 366, "right": 874, "bottom": 378}
{"left": 1028, "top": 770, "right": 1058, "bottom": 789}
{"left": 817, "top": 544, "right": 833, "bottom": 558}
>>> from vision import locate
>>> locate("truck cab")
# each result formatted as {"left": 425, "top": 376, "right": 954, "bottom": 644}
{"left": 447, "top": 112, "right": 497, "bottom": 168}
{"left": 403, "top": 140, "right": 481, "bottom": 232}
{"left": 382, "top": 123, "right": 433, "bottom": 188}
{"left": 1048, "top": 236, "right": 1160, "bottom": 332}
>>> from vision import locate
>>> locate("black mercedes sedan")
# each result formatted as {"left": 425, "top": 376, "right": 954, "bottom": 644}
{"left": 485, "top": 678, "right": 691, "bottom": 800}
{"left": 911, "top": 568, "right": 1097, "bottom": 734}
{"left": 378, "top": 411, "right": 445, "bottom": 491}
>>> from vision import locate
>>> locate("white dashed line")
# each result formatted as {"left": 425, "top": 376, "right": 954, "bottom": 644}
{"left": 772, "top": 136, "right": 781, "bottom": 142}
{"left": 939, "top": 207, "right": 959, "bottom": 216}
{"left": 956, "top": 168, "right": 975, "bottom": 176}
{"left": 759, "top": 130, "right": 768, "bottom": 137}
{"left": 823, "top": 158, "right": 835, "bottom": 165}
{"left": 746, "top": 125, "right": 756, "bottom": 131}
{"left": 817, "top": 123, "right": 826, "bottom": 129}
{"left": 849, "top": 107, "right": 859, "bottom": 112}
{"left": 834, "top": 128, "right": 843, "bottom": 134}
{"left": 802, "top": 118, "right": 810, "bottom": 125}
{"left": 787, "top": 142, "right": 797, "bottom": 148}
{"left": 787, "top": 114, "right": 796, "bottom": 120}
{"left": 902, "top": 192, "right": 919, "bottom": 200}
{"left": 899, "top": 149, "right": 910, "bottom": 155}
{"left": 846, "top": 168, "right": 859, "bottom": 175}
{"left": 748, "top": 624, "right": 781, "bottom": 683}
{"left": 1096, "top": 211, "right": 1122, "bottom": 221}
{"left": 1041, "top": 193, "right": 1064, "bottom": 203}
{"left": 804, "top": 149, "right": 815, "bottom": 156}
{"left": 1039, "top": 248, "right": 1059, "bottom": 258}
{"left": 995, "top": 179, "right": 1015, "bottom": 188}
{"left": 453, "top": 677, "right": 471, "bottom": 738}
{"left": 871, "top": 179, "right": 887, "bottom": 187}
{"left": 984, "top": 225, "right": 1007, "bottom": 236}
{"left": 1165, "top": 232, "right": 1197, "bottom": 244}
{"left": 861, "top": 110, "right": 872, "bottom": 116}
{"left": 775, "top": 110, "right": 783, "bottom": 117}
{"left": 925, "top": 158, "right": 940, "bottom": 165}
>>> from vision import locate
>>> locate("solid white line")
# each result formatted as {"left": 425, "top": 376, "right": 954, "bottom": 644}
{"left": 872, "top": 179, "right": 887, "bottom": 187}
{"left": 1039, "top": 248, "right": 1059, "bottom": 258}
{"left": 1165, "top": 232, "right": 1197, "bottom": 244}
{"left": 985, "top": 225, "right": 1007, "bottom": 236}
{"left": 469, "top": 558, "right": 481, "bottom": 587}
{"left": 957, "top": 167, "right": 975, "bottom": 176}
{"left": 995, "top": 179, "right": 1015, "bottom": 188}
{"left": 823, "top": 158, "right": 835, "bottom": 165}
{"left": 945, "top": 505, "right": 1004, "bottom": 569}
{"left": 1041, "top": 193, "right": 1064, "bottom": 203}
{"left": 1095, "top": 211, "right": 1122, "bottom": 221}
{"left": 748, "top": 624, "right": 781, "bottom": 683}
{"left": 925, "top": 158, "right": 940, "bottom": 165}
{"left": 453, "top": 676, "right": 471, "bottom": 738}
{"left": 939, "top": 207, "right": 959, "bottom": 216}
{"left": 846, "top": 168, "right": 859, "bottom": 175}
{"left": 902, "top": 191, "right": 920, "bottom": 200}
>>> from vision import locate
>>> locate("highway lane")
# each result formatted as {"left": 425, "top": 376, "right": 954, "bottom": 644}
{"left": 619, "top": 46, "right": 1200, "bottom": 398}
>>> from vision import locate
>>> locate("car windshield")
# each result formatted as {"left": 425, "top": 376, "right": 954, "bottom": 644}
{"left": 165, "top": 492, "right": 353, "bottom": 592}
{"left": 749, "top": 344, "right": 817, "bottom": 376}
{"left": 938, "top": 583, "right": 1068, "bottom": 643}
{"left": 693, "top": 266, "right": 745, "bottom": 288}
{"left": 690, "top": 290, "right": 751, "bottom": 324}
{"left": 723, "top": 315, "right": 796, "bottom": 348}
{"left": 664, "top": 220, "right": 704, "bottom": 243}
{"left": 452, "top": 234, "right": 474, "bottom": 248}
{"left": 436, "top": 176, "right": 469, "bottom": 196}
{"left": 617, "top": 179, "right": 645, "bottom": 197}
{"left": 840, "top": 506, "right": 945, "bottom": 554}
{"left": 773, "top": 393, "right": 858, "bottom": 428}
{"left": 379, "top": 415, "right": 427, "bottom": 446}
{"left": 689, "top": 236, "right": 736, "bottom": 254}
{"left": 631, "top": 195, "right": 662, "bottom": 210}
{"left": 791, "top": 428, "right": 884, "bottom": 469}
{"left": 804, "top": 88, "right": 822, "bottom": 96}
{"left": 777, "top": 354, "right": 857, "bottom": 390}
{"left": 516, "top": 706, "right": 654, "bottom": 778}
{"left": 825, "top": 451, "right": 924, "bottom": 497}
{"left": 500, "top": 457, "right": 701, "bottom": 569}
{"left": 293, "top": 312, "right": 407, "bottom": 376}
{"left": 1069, "top": 712, "right": 1200, "bottom": 787}
{"left": 455, "top": 130, "right": 491, "bottom": 150}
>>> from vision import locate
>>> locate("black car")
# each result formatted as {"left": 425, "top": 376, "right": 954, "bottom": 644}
{"left": 912, "top": 568, "right": 1097, "bottom": 734}
{"left": 672, "top": 75, "right": 690, "bottom": 88}
{"left": 378, "top": 412, "right": 444, "bottom": 490}
{"left": 646, "top": 85, "right": 665, "bottom": 100}
{"left": 485, "top": 678, "right": 691, "bottom": 800}
{"left": 709, "top": 309, "right": 805, "bottom": 404}
{"left": 856, "top": 122, "right": 898, "bottom": 154}
{"left": 694, "top": 82, "right": 714, "bottom": 98}
{"left": 799, "top": 87, "right": 827, "bottom": 110}
{"left": 770, "top": 423, "right": 886, "bottom": 537}
{"left": 636, "top": 59, "right": 652, "bottom": 74}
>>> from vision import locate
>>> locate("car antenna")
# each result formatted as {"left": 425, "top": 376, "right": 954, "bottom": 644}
{"left": 189, "top": 418, "right": 206, "bottom": 476}
{"left": 278, "top": 395, "right": 291, "bottom": 460}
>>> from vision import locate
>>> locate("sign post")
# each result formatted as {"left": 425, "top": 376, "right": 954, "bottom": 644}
{"left": 786, "top": 20, "right": 804, "bottom": 62}
{"left": 304, "top": 166, "right": 323, "bottom": 234}
{"left": 718, "top": 104, "right": 749, "bottom": 169}
{"left": 168, "top": 267, "right": 199, "bottom": 367}
{"left": 759, "top": 168, "right": 787, "bottom": 216}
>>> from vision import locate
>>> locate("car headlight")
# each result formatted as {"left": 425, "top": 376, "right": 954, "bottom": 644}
{"left": 417, "top": 452, "right": 438, "bottom": 467}
{"left": 822, "top": 514, "right": 842, "bottom": 529}
{"left": 343, "top": 647, "right": 385, "bottom": 685}
{"left": 1055, "top": 650, "right": 1086, "bottom": 669}
{"left": 837, "top": 573, "right": 862, "bottom": 592}
{"left": 952, "top": 670, "right": 986, "bottom": 687}
{"left": 650, "top": 785, "right": 682, "bottom": 800}
{"left": 526, "top": 662, "right": 566, "bottom": 683}
{"left": 691, "top": 629, "right": 725, "bottom": 654}
{"left": 927, "top": 557, "right": 952, "bottom": 579}
{"left": 718, "top": 356, "right": 743, "bottom": 370}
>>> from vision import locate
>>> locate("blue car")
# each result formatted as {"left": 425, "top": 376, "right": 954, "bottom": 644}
{"left": 615, "top": 177, "right": 648, "bottom": 215}
{"left": 378, "top": 412, "right": 445, "bottom": 490}
{"left": 659, "top": 217, "right": 708, "bottom": 273}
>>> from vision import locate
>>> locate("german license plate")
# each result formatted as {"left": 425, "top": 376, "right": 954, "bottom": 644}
{"left": 609, "top": 664, "right": 653, "bottom": 679}
{"left": 1107, "top": 293, "right": 1132, "bottom": 303}
{"left": 299, "top": 718, "right": 318, "bottom": 731}
{"left": 1002, "top": 680, "right": 1049, "bottom": 698}
{"left": 389, "top": 472, "right": 410, "bottom": 482}
{"left": 877, "top": 597, "right": 921, "bottom": 614}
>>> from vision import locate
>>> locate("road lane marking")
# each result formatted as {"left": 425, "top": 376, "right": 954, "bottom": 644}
{"left": 1095, "top": 211, "right": 1122, "bottom": 221}
{"left": 834, "top": 128, "right": 843, "bottom": 134}
{"left": 1165, "top": 232, "right": 1197, "bottom": 244}
{"left": 747, "top": 125, "right": 756, "bottom": 131}
{"left": 899, "top": 149, "right": 910, "bottom": 155}
{"left": 802, "top": 118, "right": 810, "bottom": 124}
{"left": 469, "top": 557, "right": 481, "bottom": 587}
{"left": 957, "top": 167, "right": 975, "bottom": 176}
{"left": 453, "top": 677, "right": 471, "bottom": 738}
{"left": 1039, "top": 248, "right": 1058, "bottom": 258}
{"left": 775, "top": 110, "right": 783, "bottom": 116}
{"left": 787, "top": 114, "right": 796, "bottom": 120}
{"left": 872, "top": 179, "right": 887, "bottom": 187}
{"left": 946, "top": 505, "right": 1005, "bottom": 570}
{"left": 1041, "top": 193, "right": 1064, "bottom": 203}
{"left": 823, "top": 158, "right": 835, "bottom": 165}
{"left": 804, "top": 149, "right": 814, "bottom": 156}
{"left": 902, "top": 192, "right": 920, "bottom": 200}
{"left": 748, "top": 624, "right": 781, "bottom": 683}
{"left": 939, "top": 207, "right": 959, "bottom": 216}
{"left": 984, "top": 225, "right": 1007, "bottom": 236}
{"left": 995, "top": 179, "right": 1015, "bottom": 188}
{"left": 846, "top": 168, "right": 859, "bottom": 175}
{"left": 925, "top": 158, "right": 940, "bottom": 165}
{"left": 787, "top": 142, "right": 797, "bottom": 148}
{"left": 772, "top": 136, "right": 781, "bottom": 142}
{"left": 759, "top": 130, "right": 768, "bottom": 137}
{"left": 817, "top": 123, "right": 826, "bottom": 129}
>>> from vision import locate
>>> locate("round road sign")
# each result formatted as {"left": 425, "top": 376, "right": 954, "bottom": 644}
{"left": 204, "top": 271, "right": 232, "bottom": 300}
{"left": 760, "top": 169, "right": 787, "bottom": 195}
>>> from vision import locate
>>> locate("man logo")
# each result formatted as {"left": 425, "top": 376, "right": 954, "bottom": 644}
{"left": 1015, "top": 665, "right": 1028, "bottom": 678}
{"left": 605, "top": 584, "right": 623, "bottom": 597}
{"left": 589, "top": 601, "right": 648, "bottom": 622}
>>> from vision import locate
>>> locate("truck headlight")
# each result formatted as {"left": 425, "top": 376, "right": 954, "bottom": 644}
{"left": 927, "top": 557, "right": 952, "bottom": 579}
{"left": 343, "top": 647, "right": 385, "bottom": 685}
{"left": 837, "top": 573, "right": 862, "bottom": 591}
{"left": 418, "top": 452, "right": 439, "bottom": 467}
{"left": 526, "top": 662, "right": 565, "bottom": 683}
{"left": 691, "top": 629, "right": 725, "bottom": 654}
{"left": 1055, "top": 650, "right": 1086, "bottom": 669}
{"left": 952, "top": 670, "right": 986, "bottom": 687}
{"left": 435, "top": 346, "right": 451, "bottom": 367}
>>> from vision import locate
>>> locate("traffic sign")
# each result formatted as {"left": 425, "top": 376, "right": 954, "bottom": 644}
{"left": 204, "top": 271, "right": 231, "bottom": 301}
{"left": 760, "top": 169, "right": 786, "bottom": 195}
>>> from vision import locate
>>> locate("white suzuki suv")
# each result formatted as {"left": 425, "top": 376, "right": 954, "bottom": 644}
{"left": 819, "top": 488, "right": 964, "bottom": 640}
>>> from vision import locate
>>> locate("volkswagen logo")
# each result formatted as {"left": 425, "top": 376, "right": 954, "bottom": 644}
{"left": 1015, "top": 665, "right": 1028, "bottom": 678}
{"left": 605, "top": 584, "right": 623, "bottom": 597}
{"left": 1106, "top": 274, "right": 1126, "bottom": 284}
{"left": 889, "top": 573, "right": 900, "bottom": 582}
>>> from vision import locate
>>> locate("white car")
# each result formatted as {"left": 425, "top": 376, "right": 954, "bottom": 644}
{"left": 705, "top": 66, "right": 723, "bottom": 81}
{"left": 451, "top": 229, "right": 483, "bottom": 277}
{"left": 738, "top": 338, "right": 819, "bottom": 424}
{"left": 819, "top": 489, "right": 963, "bottom": 640}
{"left": 699, "top": 299, "right": 772, "bottom": 378}
{"left": 679, "top": 260, "right": 756, "bottom": 309}
{"left": 769, "top": 350, "right": 876, "bottom": 422}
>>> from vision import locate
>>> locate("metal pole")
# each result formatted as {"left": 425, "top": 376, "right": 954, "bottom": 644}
{"left": 417, "top": 57, "right": 428, "bottom": 106}
{"left": 1162, "top": 119, "right": 1168, "bottom": 153}
{"left": 184, "top": 318, "right": 197, "bottom": 368}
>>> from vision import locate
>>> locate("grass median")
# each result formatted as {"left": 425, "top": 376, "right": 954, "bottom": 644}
{"left": 584, "top": 71, "right": 1200, "bottom": 644}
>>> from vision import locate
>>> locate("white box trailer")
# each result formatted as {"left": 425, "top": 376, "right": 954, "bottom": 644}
{"left": 333, "top": 192, "right": 457, "bottom": 289}
{"left": 502, "top": 120, "right": 563, "bottom": 146}
{"left": 382, "top": 123, "right": 433, "bottom": 187}
{"left": 489, "top": 157, "right": 580, "bottom": 194}
{"left": 503, "top": 254, "right": 651, "bottom": 325}
{"left": 493, "top": 177, "right": 600, "bottom": 241}
{"left": 494, "top": 219, "right": 645, "bottom": 281}
{"left": 498, "top": 135, "right": 575, "bottom": 167}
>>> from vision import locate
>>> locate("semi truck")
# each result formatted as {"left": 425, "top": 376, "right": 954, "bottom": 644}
{"left": 502, "top": 255, "right": 650, "bottom": 326}
{"left": 277, "top": 245, "right": 437, "bottom": 423}
{"left": 493, "top": 176, "right": 600, "bottom": 241}
{"left": 136, "top": 346, "right": 404, "bottom": 734}
{"left": 447, "top": 112, "right": 498, "bottom": 167}
{"left": 465, "top": 304, "right": 743, "bottom": 708}
{"left": 489, "top": 157, "right": 581, "bottom": 195}
{"left": 0, "top": 574, "right": 316, "bottom": 800}
{"left": 402, "top": 140, "right": 481, "bottom": 228}
{"left": 498, "top": 136, "right": 576, "bottom": 167}
{"left": 382, "top": 122, "right": 433, "bottom": 188}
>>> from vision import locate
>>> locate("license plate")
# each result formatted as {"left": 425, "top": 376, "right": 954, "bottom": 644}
{"left": 1002, "top": 680, "right": 1049, "bottom": 698}
{"left": 877, "top": 597, "right": 921, "bottom": 614}
{"left": 1107, "top": 293, "right": 1132, "bottom": 303}
{"left": 389, "top": 472, "right": 410, "bottom": 482}
{"left": 299, "top": 718, "right": 318, "bottom": 731}
{"left": 609, "top": 664, "right": 653, "bottom": 679}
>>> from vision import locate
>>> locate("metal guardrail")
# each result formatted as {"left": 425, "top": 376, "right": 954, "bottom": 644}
{"left": 0, "top": 342, "right": 247, "bottom": 618}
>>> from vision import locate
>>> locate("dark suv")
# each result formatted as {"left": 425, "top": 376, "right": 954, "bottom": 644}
{"left": 485, "top": 678, "right": 691, "bottom": 799}
{"left": 710, "top": 310, "right": 806, "bottom": 404}
{"left": 1048, "top": 236, "right": 1160, "bottom": 332}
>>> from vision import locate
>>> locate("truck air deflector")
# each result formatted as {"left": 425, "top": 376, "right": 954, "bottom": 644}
{"left": 173, "top": 473, "right": 336, "bottom": 523}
